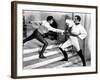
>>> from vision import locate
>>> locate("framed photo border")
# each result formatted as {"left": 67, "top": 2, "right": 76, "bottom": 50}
{"left": 11, "top": 1, "right": 98, "bottom": 79}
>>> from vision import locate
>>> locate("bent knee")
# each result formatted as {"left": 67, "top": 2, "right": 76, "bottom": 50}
{"left": 44, "top": 41, "right": 48, "bottom": 46}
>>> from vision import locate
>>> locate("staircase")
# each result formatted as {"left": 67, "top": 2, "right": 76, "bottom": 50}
{"left": 23, "top": 39, "right": 84, "bottom": 69}
{"left": 23, "top": 25, "right": 90, "bottom": 69}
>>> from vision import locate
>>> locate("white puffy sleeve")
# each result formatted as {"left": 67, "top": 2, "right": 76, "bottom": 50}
{"left": 42, "top": 21, "right": 64, "bottom": 33}
{"left": 65, "top": 19, "right": 74, "bottom": 27}
{"left": 78, "top": 25, "right": 87, "bottom": 40}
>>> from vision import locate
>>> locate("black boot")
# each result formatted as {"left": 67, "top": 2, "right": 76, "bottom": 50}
{"left": 38, "top": 43, "right": 48, "bottom": 59}
{"left": 39, "top": 54, "right": 46, "bottom": 58}
{"left": 39, "top": 49, "right": 46, "bottom": 59}
{"left": 77, "top": 50, "right": 86, "bottom": 66}
{"left": 59, "top": 47, "right": 68, "bottom": 61}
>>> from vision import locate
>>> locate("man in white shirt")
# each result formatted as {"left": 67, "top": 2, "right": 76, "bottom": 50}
{"left": 23, "top": 16, "right": 64, "bottom": 58}
{"left": 59, "top": 15, "right": 87, "bottom": 66}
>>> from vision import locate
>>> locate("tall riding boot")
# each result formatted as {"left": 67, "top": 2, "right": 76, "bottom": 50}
{"left": 39, "top": 42, "right": 48, "bottom": 59}
{"left": 39, "top": 52, "right": 46, "bottom": 58}
{"left": 39, "top": 46, "right": 46, "bottom": 58}
{"left": 77, "top": 50, "right": 86, "bottom": 66}
{"left": 59, "top": 47, "right": 68, "bottom": 61}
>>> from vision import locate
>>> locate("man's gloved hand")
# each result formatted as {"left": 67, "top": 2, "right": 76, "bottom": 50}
{"left": 63, "top": 30, "right": 71, "bottom": 36}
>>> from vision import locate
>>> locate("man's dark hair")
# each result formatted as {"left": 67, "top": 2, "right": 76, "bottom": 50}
{"left": 47, "top": 16, "right": 54, "bottom": 21}
{"left": 50, "top": 19, "right": 58, "bottom": 28}
{"left": 75, "top": 15, "right": 81, "bottom": 21}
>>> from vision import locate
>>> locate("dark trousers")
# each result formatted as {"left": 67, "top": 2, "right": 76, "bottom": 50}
{"left": 77, "top": 50, "right": 86, "bottom": 66}
{"left": 23, "top": 29, "right": 48, "bottom": 57}
{"left": 43, "top": 31, "right": 57, "bottom": 40}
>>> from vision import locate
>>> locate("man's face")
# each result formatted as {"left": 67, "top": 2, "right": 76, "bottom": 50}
{"left": 74, "top": 16, "right": 79, "bottom": 24}
{"left": 48, "top": 19, "right": 53, "bottom": 24}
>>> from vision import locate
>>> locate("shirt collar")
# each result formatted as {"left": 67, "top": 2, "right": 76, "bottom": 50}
{"left": 75, "top": 23, "right": 80, "bottom": 25}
